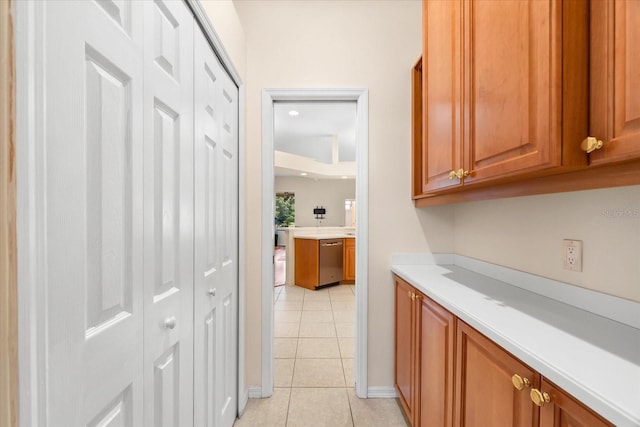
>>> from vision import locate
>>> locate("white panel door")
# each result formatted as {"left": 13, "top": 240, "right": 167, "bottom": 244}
{"left": 194, "top": 27, "right": 239, "bottom": 427}
{"left": 43, "top": 1, "right": 144, "bottom": 425}
{"left": 142, "top": 1, "right": 194, "bottom": 426}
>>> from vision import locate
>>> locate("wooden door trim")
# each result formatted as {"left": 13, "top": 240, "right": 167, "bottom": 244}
{"left": 0, "top": 1, "right": 18, "bottom": 426}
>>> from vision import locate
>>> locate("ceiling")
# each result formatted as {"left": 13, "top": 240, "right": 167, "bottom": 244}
{"left": 274, "top": 101, "right": 357, "bottom": 178}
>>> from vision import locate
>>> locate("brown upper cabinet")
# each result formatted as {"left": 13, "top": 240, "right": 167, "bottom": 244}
{"left": 588, "top": 0, "right": 640, "bottom": 166}
{"left": 413, "top": 0, "right": 640, "bottom": 205}
{"left": 417, "top": 0, "right": 588, "bottom": 196}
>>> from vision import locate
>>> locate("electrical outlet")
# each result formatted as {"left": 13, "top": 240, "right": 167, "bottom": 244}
{"left": 563, "top": 239, "right": 583, "bottom": 272}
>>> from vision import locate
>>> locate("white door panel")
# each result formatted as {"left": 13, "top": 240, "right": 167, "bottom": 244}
{"left": 142, "top": 1, "right": 194, "bottom": 426}
{"left": 194, "top": 28, "right": 239, "bottom": 427}
{"left": 44, "top": 1, "right": 144, "bottom": 425}
{"left": 33, "top": 2, "right": 238, "bottom": 426}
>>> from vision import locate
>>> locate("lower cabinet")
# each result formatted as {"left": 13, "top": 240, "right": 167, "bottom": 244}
{"left": 419, "top": 291, "right": 456, "bottom": 427}
{"left": 538, "top": 379, "right": 614, "bottom": 427}
{"left": 343, "top": 237, "right": 356, "bottom": 282}
{"left": 394, "top": 277, "right": 417, "bottom": 423}
{"left": 455, "top": 321, "right": 539, "bottom": 427}
{"left": 393, "top": 275, "right": 614, "bottom": 427}
{"left": 394, "top": 275, "right": 455, "bottom": 427}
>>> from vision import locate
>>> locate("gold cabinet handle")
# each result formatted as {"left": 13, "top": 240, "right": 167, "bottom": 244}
{"left": 530, "top": 388, "right": 551, "bottom": 407}
{"left": 411, "top": 292, "right": 416, "bottom": 301}
{"left": 407, "top": 291, "right": 412, "bottom": 299}
{"left": 456, "top": 169, "right": 469, "bottom": 179}
{"left": 449, "top": 170, "right": 457, "bottom": 180}
{"left": 511, "top": 374, "right": 531, "bottom": 391}
{"left": 456, "top": 169, "right": 470, "bottom": 179}
{"left": 581, "top": 136, "right": 604, "bottom": 153}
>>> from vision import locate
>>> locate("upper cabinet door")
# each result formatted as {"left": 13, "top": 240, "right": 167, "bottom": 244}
{"left": 463, "top": 0, "right": 561, "bottom": 184}
{"left": 421, "top": 0, "right": 464, "bottom": 193}
{"left": 589, "top": 0, "right": 640, "bottom": 165}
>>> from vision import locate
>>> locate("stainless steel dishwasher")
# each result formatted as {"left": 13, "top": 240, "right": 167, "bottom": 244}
{"left": 318, "top": 239, "right": 344, "bottom": 286}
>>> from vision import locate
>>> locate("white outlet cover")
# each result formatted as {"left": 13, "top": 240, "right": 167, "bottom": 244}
{"left": 562, "top": 239, "right": 583, "bottom": 272}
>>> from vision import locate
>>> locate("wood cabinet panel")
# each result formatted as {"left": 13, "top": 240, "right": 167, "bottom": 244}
{"left": 411, "top": 57, "right": 423, "bottom": 198}
{"left": 394, "top": 276, "right": 616, "bottom": 427}
{"left": 418, "top": 293, "right": 455, "bottom": 427}
{"left": 538, "top": 379, "right": 614, "bottom": 427}
{"left": 343, "top": 238, "right": 355, "bottom": 282}
{"left": 294, "top": 238, "right": 319, "bottom": 290}
{"left": 414, "top": 0, "right": 600, "bottom": 204}
{"left": 455, "top": 320, "right": 539, "bottom": 427}
{"left": 464, "top": 0, "right": 560, "bottom": 183}
{"left": 395, "top": 277, "right": 416, "bottom": 424}
{"left": 589, "top": 0, "right": 640, "bottom": 165}
{"left": 421, "top": 0, "right": 463, "bottom": 193}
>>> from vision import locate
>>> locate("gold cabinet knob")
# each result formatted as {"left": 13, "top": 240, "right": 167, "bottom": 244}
{"left": 511, "top": 374, "right": 531, "bottom": 391}
{"left": 530, "top": 388, "right": 551, "bottom": 407}
{"left": 456, "top": 169, "right": 470, "bottom": 179}
{"left": 449, "top": 170, "right": 457, "bottom": 180}
{"left": 407, "top": 291, "right": 412, "bottom": 299}
{"left": 581, "top": 136, "right": 604, "bottom": 153}
{"left": 411, "top": 292, "right": 416, "bottom": 301}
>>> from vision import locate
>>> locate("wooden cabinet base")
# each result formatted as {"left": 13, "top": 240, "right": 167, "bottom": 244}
{"left": 455, "top": 321, "right": 539, "bottom": 427}
{"left": 394, "top": 274, "right": 615, "bottom": 427}
{"left": 294, "top": 238, "right": 319, "bottom": 290}
{"left": 538, "top": 379, "right": 613, "bottom": 427}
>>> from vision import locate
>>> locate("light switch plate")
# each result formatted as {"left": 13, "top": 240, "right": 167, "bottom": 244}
{"left": 563, "top": 239, "right": 583, "bottom": 272}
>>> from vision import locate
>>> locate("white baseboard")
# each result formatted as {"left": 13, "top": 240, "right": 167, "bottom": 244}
{"left": 245, "top": 385, "right": 397, "bottom": 400}
{"left": 367, "top": 386, "right": 398, "bottom": 398}
{"left": 247, "top": 386, "right": 263, "bottom": 399}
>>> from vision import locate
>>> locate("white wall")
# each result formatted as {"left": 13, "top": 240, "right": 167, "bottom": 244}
{"left": 235, "top": 0, "right": 454, "bottom": 389}
{"left": 275, "top": 177, "right": 355, "bottom": 227}
{"left": 200, "top": 0, "right": 246, "bottom": 81}
{"left": 452, "top": 185, "right": 640, "bottom": 302}
{"left": 211, "top": 0, "right": 640, "bottom": 397}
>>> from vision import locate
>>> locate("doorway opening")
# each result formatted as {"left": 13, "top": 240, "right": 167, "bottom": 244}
{"left": 261, "top": 89, "right": 369, "bottom": 398}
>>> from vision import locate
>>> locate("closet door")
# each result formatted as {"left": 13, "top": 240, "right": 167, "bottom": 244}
{"left": 43, "top": 1, "right": 145, "bottom": 425}
{"left": 194, "top": 27, "right": 240, "bottom": 427}
{"left": 142, "top": 1, "right": 195, "bottom": 426}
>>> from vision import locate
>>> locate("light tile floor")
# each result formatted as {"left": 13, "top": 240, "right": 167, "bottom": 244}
{"left": 234, "top": 284, "right": 408, "bottom": 427}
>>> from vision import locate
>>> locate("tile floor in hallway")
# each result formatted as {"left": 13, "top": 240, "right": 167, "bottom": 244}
{"left": 234, "top": 284, "right": 409, "bottom": 427}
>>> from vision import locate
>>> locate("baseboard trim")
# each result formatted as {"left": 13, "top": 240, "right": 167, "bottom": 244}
{"left": 367, "top": 386, "right": 398, "bottom": 398}
{"left": 247, "top": 386, "right": 263, "bottom": 399}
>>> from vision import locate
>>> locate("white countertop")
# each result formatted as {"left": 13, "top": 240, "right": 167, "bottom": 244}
{"left": 294, "top": 234, "right": 355, "bottom": 240}
{"left": 392, "top": 260, "right": 640, "bottom": 427}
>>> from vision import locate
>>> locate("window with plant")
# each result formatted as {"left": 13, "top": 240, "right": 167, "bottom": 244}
{"left": 275, "top": 192, "right": 295, "bottom": 227}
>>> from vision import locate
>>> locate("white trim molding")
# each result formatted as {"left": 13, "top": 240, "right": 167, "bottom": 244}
{"left": 367, "top": 387, "right": 398, "bottom": 399}
{"left": 261, "top": 88, "right": 369, "bottom": 398}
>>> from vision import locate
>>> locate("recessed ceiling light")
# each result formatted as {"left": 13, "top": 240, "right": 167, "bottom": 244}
{"left": 300, "top": 172, "right": 308, "bottom": 176}
{"left": 288, "top": 110, "right": 299, "bottom": 116}
{"left": 341, "top": 176, "right": 348, "bottom": 179}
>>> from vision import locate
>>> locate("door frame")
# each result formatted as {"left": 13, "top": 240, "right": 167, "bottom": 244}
{"left": 1, "top": 1, "right": 17, "bottom": 426}
{"left": 15, "top": 1, "right": 248, "bottom": 423}
{"left": 261, "top": 88, "right": 369, "bottom": 398}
